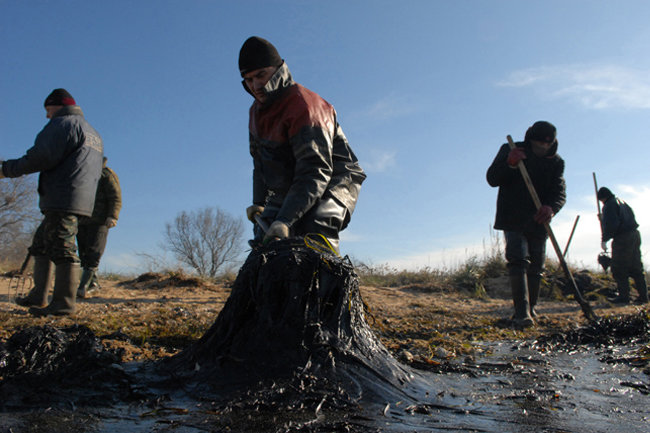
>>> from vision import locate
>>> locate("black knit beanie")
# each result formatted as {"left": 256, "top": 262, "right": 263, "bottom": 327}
{"left": 44, "top": 88, "right": 76, "bottom": 107}
{"left": 597, "top": 187, "right": 614, "bottom": 201}
{"left": 239, "top": 36, "right": 282, "bottom": 76}
{"left": 525, "top": 121, "right": 557, "bottom": 143}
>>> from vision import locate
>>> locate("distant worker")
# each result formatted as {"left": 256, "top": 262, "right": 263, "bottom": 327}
{"left": 487, "top": 121, "right": 566, "bottom": 328}
{"left": 597, "top": 187, "right": 648, "bottom": 304}
{"left": 238, "top": 36, "right": 366, "bottom": 252}
{"left": 0, "top": 88, "right": 103, "bottom": 316}
{"left": 76, "top": 157, "right": 122, "bottom": 298}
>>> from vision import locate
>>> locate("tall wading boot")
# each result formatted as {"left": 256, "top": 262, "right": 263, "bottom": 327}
{"left": 632, "top": 272, "right": 648, "bottom": 304}
{"left": 610, "top": 267, "right": 631, "bottom": 305}
{"left": 15, "top": 256, "right": 53, "bottom": 308}
{"left": 527, "top": 274, "right": 542, "bottom": 318}
{"left": 510, "top": 274, "right": 535, "bottom": 329}
{"left": 29, "top": 262, "right": 80, "bottom": 317}
{"left": 77, "top": 267, "right": 96, "bottom": 299}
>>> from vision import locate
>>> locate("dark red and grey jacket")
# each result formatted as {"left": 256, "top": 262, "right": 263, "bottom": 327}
{"left": 486, "top": 140, "right": 566, "bottom": 235}
{"left": 2, "top": 105, "right": 103, "bottom": 217}
{"left": 247, "top": 62, "right": 366, "bottom": 227}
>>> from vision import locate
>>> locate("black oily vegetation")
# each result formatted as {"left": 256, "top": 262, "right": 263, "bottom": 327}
{"left": 530, "top": 311, "right": 650, "bottom": 351}
{"left": 0, "top": 324, "right": 145, "bottom": 408}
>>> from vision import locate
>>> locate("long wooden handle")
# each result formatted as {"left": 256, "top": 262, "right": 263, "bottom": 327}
{"left": 506, "top": 135, "right": 597, "bottom": 321}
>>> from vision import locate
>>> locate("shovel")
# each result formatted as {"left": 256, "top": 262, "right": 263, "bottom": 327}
{"left": 507, "top": 135, "right": 598, "bottom": 322}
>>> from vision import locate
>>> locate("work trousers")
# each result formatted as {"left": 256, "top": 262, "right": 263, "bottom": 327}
{"left": 29, "top": 211, "right": 80, "bottom": 265}
{"left": 504, "top": 230, "right": 547, "bottom": 277}
{"left": 611, "top": 229, "right": 646, "bottom": 293}
{"left": 77, "top": 223, "right": 109, "bottom": 269}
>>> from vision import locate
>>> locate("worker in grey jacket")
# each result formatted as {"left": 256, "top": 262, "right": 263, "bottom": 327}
{"left": 598, "top": 187, "right": 648, "bottom": 304}
{"left": 0, "top": 88, "right": 103, "bottom": 316}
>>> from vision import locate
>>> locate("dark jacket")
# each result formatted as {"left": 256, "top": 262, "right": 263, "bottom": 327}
{"left": 247, "top": 62, "right": 366, "bottom": 227}
{"left": 81, "top": 165, "right": 122, "bottom": 225}
{"left": 486, "top": 140, "right": 566, "bottom": 235}
{"left": 601, "top": 197, "right": 638, "bottom": 242}
{"left": 2, "top": 106, "right": 104, "bottom": 217}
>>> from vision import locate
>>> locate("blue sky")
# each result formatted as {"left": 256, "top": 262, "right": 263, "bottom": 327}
{"left": 2, "top": 0, "right": 650, "bottom": 275}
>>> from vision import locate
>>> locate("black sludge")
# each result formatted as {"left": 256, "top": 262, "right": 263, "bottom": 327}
{"left": 0, "top": 324, "right": 140, "bottom": 409}
{"left": 166, "top": 240, "right": 419, "bottom": 402}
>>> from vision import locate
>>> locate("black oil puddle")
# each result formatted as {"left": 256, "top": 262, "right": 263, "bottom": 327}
{"left": 1, "top": 242, "right": 649, "bottom": 432}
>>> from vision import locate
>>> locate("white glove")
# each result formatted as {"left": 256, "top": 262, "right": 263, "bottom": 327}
{"left": 105, "top": 217, "right": 117, "bottom": 228}
{"left": 601, "top": 241, "right": 608, "bottom": 252}
{"left": 246, "top": 205, "right": 264, "bottom": 222}
{"left": 264, "top": 221, "right": 289, "bottom": 243}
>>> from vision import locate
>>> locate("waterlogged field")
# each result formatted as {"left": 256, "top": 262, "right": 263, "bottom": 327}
{"left": 0, "top": 270, "right": 649, "bottom": 432}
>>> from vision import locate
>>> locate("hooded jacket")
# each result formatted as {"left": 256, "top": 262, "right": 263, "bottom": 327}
{"left": 600, "top": 196, "right": 638, "bottom": 242}
{"left": 486, "top": 139, "right": 566, "bottom": 235}
{"left": 247, "top": 62, "right": 366, "bottom": 227}
{"left": 2, "top": 105, "right": 103, "bottom": 217}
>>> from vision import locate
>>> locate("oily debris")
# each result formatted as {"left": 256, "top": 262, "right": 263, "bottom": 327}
{"left": 0, "top": 324, "right": 146, "bottom": 409}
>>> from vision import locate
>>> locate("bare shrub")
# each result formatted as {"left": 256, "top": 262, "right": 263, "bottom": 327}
{"left": 163, "top": 207, "right": 245, "bottom": 278}
{"left": 0, "top": 174, "right": 40, "bottom": 270}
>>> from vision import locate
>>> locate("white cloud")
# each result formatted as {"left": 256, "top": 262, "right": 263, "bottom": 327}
{"left": 498, "top": 64, "right": 650, "bottom": 110}
{"left": 358, "top": 93, "right": 419, "bottom": 121}
{"left": 360, "top": 150, "right": 396, "bottom": 173}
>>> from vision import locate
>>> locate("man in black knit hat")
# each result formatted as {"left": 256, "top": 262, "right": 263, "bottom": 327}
{"left": 598, "top": 186, "right": 648, "bottom": 304}
{"left": 487, "top": 121, "right": 566, "bottom": 328}
{"left": 238, "top": 36, "right": 366, "bottom": 252}
{"left": 0, "top": 88, "right": 103, "bottom": 316}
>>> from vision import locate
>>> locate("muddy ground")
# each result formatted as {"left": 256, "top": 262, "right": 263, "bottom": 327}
{"left": 1, "top": 270, "right": 649, "bottom": 432}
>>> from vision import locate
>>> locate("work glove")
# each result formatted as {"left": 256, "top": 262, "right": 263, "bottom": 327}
{"left": 534, "top": 205, "right": 554, "bottom": 225}
{"left": 246, "top": 205, "right": 264, "bottom": 222}
{"left": 105, "top": 217, "right": 117, "bottom": 228}
{"left": 264, "top": 221, "right": 289, "bottom": 243}
{"left": 601, "top": 241, "right": 608, "bottom": 252}
{"left": 506, "top": 147, "right": 526, "bottom": 167}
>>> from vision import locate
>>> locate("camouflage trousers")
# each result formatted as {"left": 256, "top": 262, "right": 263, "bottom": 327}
{"left": 29, "top": 211, "right": 80, "bottom": 265}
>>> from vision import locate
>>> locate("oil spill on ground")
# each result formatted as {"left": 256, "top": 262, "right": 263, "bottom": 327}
{"left": 1, "top": 242, "right": 649, "bottom": 432}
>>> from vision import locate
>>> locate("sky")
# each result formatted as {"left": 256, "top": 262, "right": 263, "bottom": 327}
{"left": 2, "top": 0, "right": 650, "bottom": 275}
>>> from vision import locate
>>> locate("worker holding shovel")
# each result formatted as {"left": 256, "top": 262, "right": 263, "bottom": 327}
{"left": 487, "top": 121, "right": 566, "bottom": 328}
{"left": 597, "top": 186, "right": 648, "bottom": 305}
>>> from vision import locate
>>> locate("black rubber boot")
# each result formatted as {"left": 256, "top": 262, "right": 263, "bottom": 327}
{"left": 510, "top": 274, "right": 534, "bottom": 329}
{"left": 15, "top": 256, "right": 53, "bottom": 308}
{"left": 77, "top": 267, "right": 96, "bottom": 299}
{"left": 29, "top": 262, "right": 80, "bottom": 317}
{"left": 527, "top": 274, "right": 541, "bottom": 318}
{"left": 610, "top": 274, "right": 631, "bottom": 305}
{"left": 632, "top": 272, "right": 648, "bottom": 304}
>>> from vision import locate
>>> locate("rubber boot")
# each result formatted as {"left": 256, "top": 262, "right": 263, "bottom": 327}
{"left": 527, "top": 274, "right": 541, "bottom": 318}
{"left": 632, "top": 272, "right": 648, "bottom": 304}
{"left": 510, "top": 274, "right": 535, "bottom": 328}
{"left": 88, "top": 271, "right": 101, "bottom": 295}
{"left": 15, "top": 256, "right": 53, "bottom": 308}
{"left": 29, "top": 262, "right": 80, "bottom": 317}
{"left": 610, "top": 273, "right": 631, "bottom": 304}
{"left": 77, "top": 267, "right": 96, "bottom": 299}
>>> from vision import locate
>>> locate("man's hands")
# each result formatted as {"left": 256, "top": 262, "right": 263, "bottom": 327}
{"left": 246, "top": 205, "right": 264, "bottom": 222}
{"left": 507, "top": 147, "right": 526, "bottom": 167}
{"left": 105, "top": 217, "right": 117, "bottom": 228}
{"left": 264, "top": 221, "right": 289, "bottom": 243}
{"left": 0, "top": 161, "right": 5, "bottom": 179}
{"left": 534, "top": 205, "right": 554, "bottom": 225}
